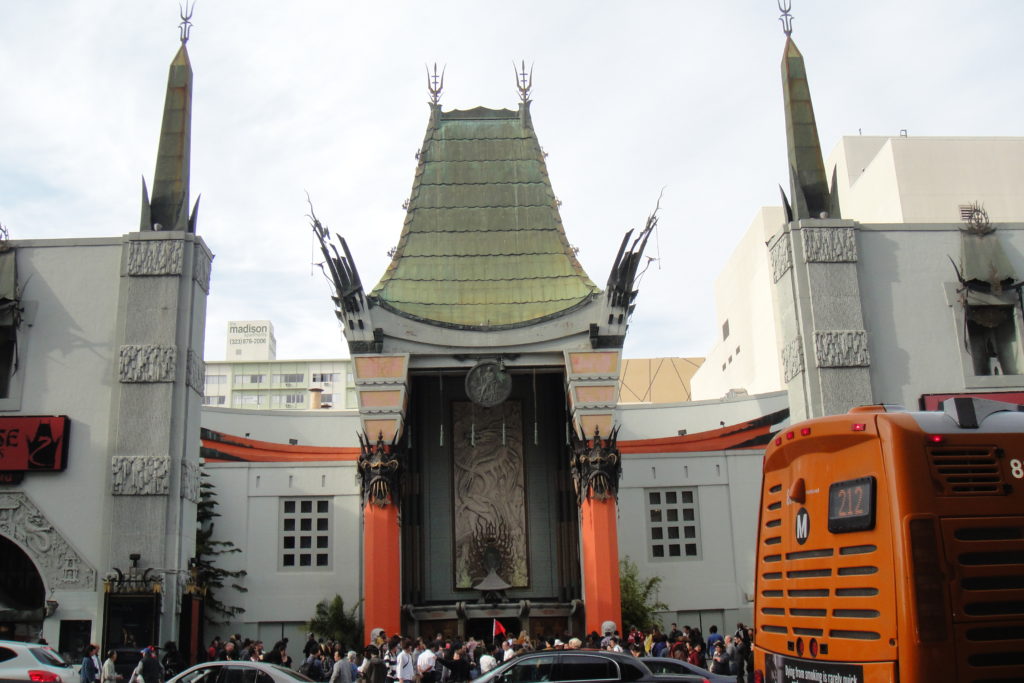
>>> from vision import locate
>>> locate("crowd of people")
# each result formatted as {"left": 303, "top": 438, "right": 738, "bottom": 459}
{"left": 80, "top": 622, "right": 755, "bottom": 683}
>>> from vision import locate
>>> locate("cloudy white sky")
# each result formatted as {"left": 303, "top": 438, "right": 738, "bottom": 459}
{"left": 2, "top": 1, "right": 1022, "bottom": 362}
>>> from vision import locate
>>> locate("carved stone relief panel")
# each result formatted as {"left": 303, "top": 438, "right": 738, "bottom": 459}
{"left": 781, "top": 336, "right": 804, "bottom": 383}
{"left": 802, "top": 228, "right": 857, "bottom": 263}
{"left": 0, "top": 492, "right": 97, "bottom": 590}
{"left": 119, "top": 345, "right": 177, "bottom": 383}
{"left": 186, "top": 350, "right": 205, "bottom": 395}
{"left": 770, "top": 234, "right": 793, "bottom": 283}
{"left": 111, "top": 455, "right": 171, "bottom": 495}
{"left": 814, "top": 330, "right": 870, "bottom": 367}
{"left": 126, "top": 240, "right": 184, "bottom": 276}
{"left": 181, "top": 461, "right": 201, "bottom": 503}
{"left": 193, "top": 245, "right": 213, "bottom": 293}
{"left": 452, "top": 401, "right": 528, "bottom": 589}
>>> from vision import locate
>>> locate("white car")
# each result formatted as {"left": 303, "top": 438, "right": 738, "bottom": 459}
{"left": 0, "top": 639, "right": 75, "bottom": 682}
{"left": 168, "top": 661, "right": 314, "bottom": 683}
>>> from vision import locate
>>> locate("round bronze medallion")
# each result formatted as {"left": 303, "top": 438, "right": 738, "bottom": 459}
{"left": 465, "top": 360, "right": 512, "bottom": 407}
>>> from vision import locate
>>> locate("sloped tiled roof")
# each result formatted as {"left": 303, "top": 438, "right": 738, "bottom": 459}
{"left": 369, "top": 104, "right": 599, "bottom": 328}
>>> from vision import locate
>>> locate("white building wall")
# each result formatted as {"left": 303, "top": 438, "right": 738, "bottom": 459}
{"left": 8, "top": 239, "right": 123, "bottom": 641}
{"left": 690, "top": 208, "right": 786, "bottom": 401}
{"left": 201, "top": 461, "right": 363, "bottom": 644}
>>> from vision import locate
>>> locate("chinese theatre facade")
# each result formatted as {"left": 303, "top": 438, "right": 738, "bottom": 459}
{"left": 312, "top": 73, "right": 656, "bottom": 641}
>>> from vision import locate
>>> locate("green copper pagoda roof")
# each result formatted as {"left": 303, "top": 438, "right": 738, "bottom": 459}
{"left": 369, "top": 103, "right": 598, "bottom": 329}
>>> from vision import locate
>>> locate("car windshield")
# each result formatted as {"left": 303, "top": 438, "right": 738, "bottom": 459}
{"left": 31, "top": 648, "right": 72, "bottom": 668}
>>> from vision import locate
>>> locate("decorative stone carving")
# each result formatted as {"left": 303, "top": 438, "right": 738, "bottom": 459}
{"left": 119, "top": 345, "right": 176, "bottom": 383}
{"left": 814, "top": 330, "right": 870, "bottom": 368}
{"left": 111, "top": 455, "right": 170, "bottom": 495}
{"left": 193, "top": 245, "right": 213, "bottom": 293}
{"left": 356, "top": 432, "right": 402, "bottom": 507}
{"left": 802, "top": 228, "right": 857, "bottom": 263}
{"left": 770, "top": 234, "right": 793, "bottom": 283}
{"left": 453, "top": 401, "right": 528, "bottom": 589}
{"left": 181, "top": 460, "right": 201, "bottom": 502}
{"left": 0, "top": 492, "right": 97, "bottom": 590}
{"left": 186, "top": 349, "right": 205, "bottom": 395}
{"left": 126, "top": 240, "right": 184, "bottom": 276}
{"left": 569, "top": 425, "right": 622, "bottom": 505}
{"left": 465, "top": 360, "right": 512, "bottom": 408}
{"left": 781, "top": 337, "right": 804, "bottom": 382}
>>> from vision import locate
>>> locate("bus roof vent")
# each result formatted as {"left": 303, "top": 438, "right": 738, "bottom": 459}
{"left": 941, "top": 397, "right": 1021, "bottom": 429}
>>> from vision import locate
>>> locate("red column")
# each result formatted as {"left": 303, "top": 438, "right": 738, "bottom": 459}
{"left": 363, "top": 502, "right": 401, "bottom": 645}
{"left": 579, "top": 496, "right": 622, "bottom": 636}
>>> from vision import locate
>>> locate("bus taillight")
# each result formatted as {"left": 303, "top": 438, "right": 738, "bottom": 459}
{"left": 927, "top": 434, "right": 944, "bottom": 443}
{"left": 852, "top": 423, "right": 866, "bottom": 431}
{"left": 909, "top": 517, "right": 949, "bottom": 642}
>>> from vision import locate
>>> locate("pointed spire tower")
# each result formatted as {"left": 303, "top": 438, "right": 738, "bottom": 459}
{"left": 141, "top": 5, "right": 199, "bottom": 232}
{"left": 779, "top": 1, "right": 839, "bottom": 221}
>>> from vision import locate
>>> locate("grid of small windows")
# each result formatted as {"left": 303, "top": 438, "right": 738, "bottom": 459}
{"left": 280, "top": 498, "right": 331, "bottom": 570}
{"left": 646, "top": 488, "right": 700, "bottom": 560}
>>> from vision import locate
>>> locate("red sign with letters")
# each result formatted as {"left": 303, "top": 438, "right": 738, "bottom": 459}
{"left": 0, "top": 415, "right": 70, "bottom": 472}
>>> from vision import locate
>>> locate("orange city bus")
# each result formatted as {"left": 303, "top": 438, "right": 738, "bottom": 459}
{"left": 752, "top": 397, "right": 1024, "bottom": 683}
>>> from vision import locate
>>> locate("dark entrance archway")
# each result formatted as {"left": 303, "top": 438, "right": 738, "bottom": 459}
{"left": 0, "top": 535, "right": 46, "bottom": 641}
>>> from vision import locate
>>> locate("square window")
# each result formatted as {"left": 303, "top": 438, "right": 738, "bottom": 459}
{"left": 300, "top": 536, "right": 311, "bottom": 549}
{"left": 667, "top": 509, "right": 679, "bottom": 522}
{"left": 317, "top": 500, "right": 328, "bottom": 514}
{"left": 317, "top": 518, "right": 329, "bottom": 531}
{"left": 684, "top": 526, "right": 696, "bottom": 538}
{"left": 283, "top": 554, "right": 295, "bottom": 566}
{"left": 649, "top": 492, "right": 661, "bottom": 505}
{"left": 283, "top": 537, "right": 295, "bottom": 549}
{"left": 300, "top": 501, "right": 313, "bottom": 513}
{"left": 685, "top": 544, "right": 697, "bottom": 556}
{"left": 668, "top": 527, "right": 679, "bottom": 539}
{"left": 300, "top": 518, "right": 312, "bottom": 531}
{"left": 665, "top": 492, "right": 677, "bottom": 504}
{"left": 683, "top": 509, "right": 695, "bottom": 521}
{"left": 283, "top": 519, "right": 295, "bottom": 531}
{"left": 284, "top": 501, "right": 296, "bottom": 513}
{"left": 651, "top": 528, "right": 663, "bottom": 540}
{"left": 669, "top": 544, "right": 681, "bottom": 557}
{"left": 299, "top": 554, "right": 311, "bottom": 567}
{"left": 316, "top": 554, "right": 329, "bottom": 567}
{"left": 682, "top": 491, "right": 694, "bottom": 504}
{"left": 650, "top": 510, "right": 662, "bottom": 523}
{"left": 652, "top": 545, "right": 664, "bottom": 558}
{"left": 317, "top": 536, "right": 329, "bottom": 548}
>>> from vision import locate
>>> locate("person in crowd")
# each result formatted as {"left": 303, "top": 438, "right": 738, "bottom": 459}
{"left": 416, "top": 641, "right": 437, "bottom": 683}
{"left": 477, "top": 646, "right": 497, "bottom": 675}
{"left": 436, "top": 647, "right": 470, "bottom": 683}
{"left": 396, "top": 640, "right": 417, "bottom": 683}
{"left": 81, "top": 644, "right": 100, "bottom": 683}
{"left": 161, "top": 642, "right": 184, "bottom": 679}
{"left": 705, "top": 626, "right": 723, "bottom": 652}
{"left": 686, "top": 642, "right": 705, "bottom": 670}
{"left": 383, "top": 637, "right": 400, "bottom": 683}
{"left": 709, "top": 642, "right": 730, "bottom": 675}
{"left": 139, "top": 647, "right": 164, "bottom": 683}
{"left": 101, "top": 650, "right": 121, "bottom": 683}
{"left": 329, "top": 650, "right": 352, "bottom": 683}
{"left": 361, "top": 645, "right": 387, "bottom": 683}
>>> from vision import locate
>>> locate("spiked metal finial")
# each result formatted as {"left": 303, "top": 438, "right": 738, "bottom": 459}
{"left": 179, "top": 1, "right": 195, "bottom": 44}
{"left": 426, "top": 63, "right": 445, "bottom": 105}
{"left": 515, "top": 60, "right": 533, "bottom": 102}
{"left": 778, "top": 0, "right": 793, "bottom": 37}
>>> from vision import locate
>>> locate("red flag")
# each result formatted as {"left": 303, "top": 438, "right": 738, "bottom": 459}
{"left": 493, "top": 619, "right": 507, "bottom": 639}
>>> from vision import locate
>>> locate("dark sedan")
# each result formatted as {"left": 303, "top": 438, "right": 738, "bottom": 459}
{"left": 477, "top": 650, "right": 712, "bottom": 683}
{"left": 641, "top": 657, "right": 735, "bottom": 683}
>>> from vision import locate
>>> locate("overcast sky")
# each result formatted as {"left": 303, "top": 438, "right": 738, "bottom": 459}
{"left": 3, "top": 1, "right": 1023, "bottom": 362}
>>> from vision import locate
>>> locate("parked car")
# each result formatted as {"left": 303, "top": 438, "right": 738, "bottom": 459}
{"left": 476, "top": 650, "right": 712, "bottom": 683}
{"left": 641, "top": 657, "right": 735, "bottom": 683}
{"left": 0, "top": 639, "right": 75, "bottom": 682}
{"left": 167, "top": 661, "right": 313, "bottom": 683}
